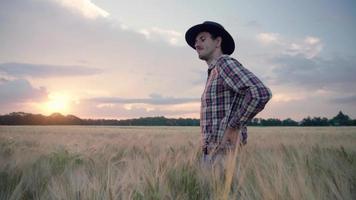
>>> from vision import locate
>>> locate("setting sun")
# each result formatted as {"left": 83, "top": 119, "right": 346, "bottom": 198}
{"left": 42, "top": 93, "right": 71, "bottom": 114}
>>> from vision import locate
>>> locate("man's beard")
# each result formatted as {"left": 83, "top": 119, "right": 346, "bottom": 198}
{"left": 198, "top": 52, "right": 209, "bottom": 61}
{"left": 199, "top": 54, "right": 207, "bottom": 61}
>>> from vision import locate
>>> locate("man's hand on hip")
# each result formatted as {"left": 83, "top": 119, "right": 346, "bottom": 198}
{"left": 221, "top": 127, "right": 240, "bottom": 147}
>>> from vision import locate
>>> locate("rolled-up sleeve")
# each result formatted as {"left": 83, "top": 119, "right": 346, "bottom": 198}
{"left": 218, "top": 58, "right": 272, "bottom": 128}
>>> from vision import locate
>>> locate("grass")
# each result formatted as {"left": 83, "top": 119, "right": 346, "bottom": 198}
{"left": 0, "top": 126, "right": 355, "bottom": 199}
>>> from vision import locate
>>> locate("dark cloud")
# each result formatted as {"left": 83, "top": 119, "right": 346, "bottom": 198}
{"left": 270, "top": 55, "right": 356, "bottom": 91}
{"left": 0, "top": 62, "right": 102, "bottom": 78}
{"left": 88, "top": 93, "right": 199, "bottom": 105}
{"left": 0, "top": 78, "right": 48, "bottom": 104}
{"left": 0, "top": 77, "right": 8, "bottom": 83}
{"left": 329, "top": 95, "right": 356, "bottom": 105}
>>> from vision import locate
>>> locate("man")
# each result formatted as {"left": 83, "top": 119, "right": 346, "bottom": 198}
{"left": 185, "top": 21, "right": 272, "bottom": 162}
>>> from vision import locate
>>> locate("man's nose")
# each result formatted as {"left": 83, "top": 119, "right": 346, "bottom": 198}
{"left": 194, "top": 41, "right": 200, "bottom": 49}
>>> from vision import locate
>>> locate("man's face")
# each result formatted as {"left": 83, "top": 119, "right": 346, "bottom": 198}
{"left": 194, "top": 32, "right": 220, "bottom": 61}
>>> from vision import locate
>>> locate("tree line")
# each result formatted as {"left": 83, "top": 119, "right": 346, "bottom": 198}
{"left": 248, "top": 111, "right": 356, "bottom": 126}
{"left": 0, "top": 112, "right": 199, "bottom": 126}
{"left": 0, "top": 111, "right": 355, "bottom": 126}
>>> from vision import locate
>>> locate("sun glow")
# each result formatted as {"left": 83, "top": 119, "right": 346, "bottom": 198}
{"left": 43, "top": 93, "right": 71, "bottom": 114}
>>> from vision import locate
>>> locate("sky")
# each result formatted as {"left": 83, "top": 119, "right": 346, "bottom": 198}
{"left": 1, "top": 0, "right": 356, "bottom": 120}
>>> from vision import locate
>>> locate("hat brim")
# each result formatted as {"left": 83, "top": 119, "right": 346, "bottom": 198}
{"left": 185, "top": 23, "right": 235, "bottom": 55}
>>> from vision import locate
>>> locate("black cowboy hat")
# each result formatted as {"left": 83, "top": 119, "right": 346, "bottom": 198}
{"left": 185, "top": 21, "right": 235, "bottom": 55}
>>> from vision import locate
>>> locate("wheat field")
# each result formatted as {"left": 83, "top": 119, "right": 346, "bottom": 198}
{"left": 0, "top": 126, "right": 355, "bottom": 200}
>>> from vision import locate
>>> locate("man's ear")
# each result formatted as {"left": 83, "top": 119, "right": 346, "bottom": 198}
{"left": 216, "top": 36, "right": 222, "bottom": 48}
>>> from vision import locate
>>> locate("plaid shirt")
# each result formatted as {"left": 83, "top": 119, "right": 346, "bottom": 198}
{"left": 200, "top": 55, "right": 272, "bottom": 149}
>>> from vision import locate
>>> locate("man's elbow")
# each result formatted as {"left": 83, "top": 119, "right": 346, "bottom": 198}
{"left": 256, "top": 87, "right": 272, "bottom": 106}
{"left": 265, "top": 87, "right": 272, "bottom": 102}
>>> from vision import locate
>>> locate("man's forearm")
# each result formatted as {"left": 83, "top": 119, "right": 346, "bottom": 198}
{"left": 228, "top": 86, "right": 272, "bottom": 128}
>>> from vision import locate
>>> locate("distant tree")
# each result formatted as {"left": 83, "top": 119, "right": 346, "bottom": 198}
{"left": 301, "top": 116, "right": 328, "bottom": 126}
{"left": 260, "top": 118, "right": 282, "bottom": 126}
{"left": 330, "top": 111, "right": 352, "bottom": 126}
{"left": 281, "top": 118, "right": 298, "bottom": 126}
{"left": 0, "top": 112, "right": 83, "bottom": 125}
{"left": 312, "top": 117, "right": 329, "bottom": 126}
{"left": 352, "top": 119, "right": 356, "bottom": 126}
{"left": 0, "top": 111, "right": 355, "bottom": 126}
{"left": 300, "top": 117, "right": 313, "bottom": 126}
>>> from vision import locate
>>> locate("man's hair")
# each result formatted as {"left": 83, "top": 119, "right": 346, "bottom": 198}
{"left": 208, "top": 31, "right": 225, "bottom": 53}
{"left": 209, "top": 31, "right": 219, "bottom": 40}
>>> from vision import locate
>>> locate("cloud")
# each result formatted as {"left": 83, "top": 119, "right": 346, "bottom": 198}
{"left": 139, "top": 27, "right": 183, "bottom": 45}
{"left": 269, "top": 55, "right": 356, "bottom": 92}
{"left": 271, "top": 93, "right": 305, "bottom": 103}
{"left": 81, "top": 93, "right": 201, "bottom": 119}
{"left": 52, "top": 0, "right": 109, "bottom": 19}
{"left": 0, "top": 62, "right": 102, "bottom": 78}
{"left": 88, "top": 93, "right": 200, "bottom": 105}
{"left": 83, "top": 104, "right": 200, "bottom": 119}
{"left": 252, "top": 32, "right": 343, "bottom": 94}
{"left": 285, "top": 36, "right": 323, "bottom": 59}
{"left": 73, "top": 95, "right": 200, "bottom": 119}
{"left": 255, "top": 32, "right": 323, "bottom": 59}
{"left": 256, "top": 32, "right": 280, "bottom": 45}
{"left": 0, "top": 0, "right": 203, "bottom": 98}
{"left": 330, "top": 95, "right": 356, "bottom": 105}
{"left": 0, "top": 77, "right": 8, "bottom": 83}
{"left": 0, "top": 78, "right": 48, "bottom": 104}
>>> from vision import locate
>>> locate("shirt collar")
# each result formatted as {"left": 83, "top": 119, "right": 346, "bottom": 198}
{"left": 208, "top": 54, "right": 228, "bottom": 70}
{"left": 208, "top": 54, "right": 228, "bottom": 71}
